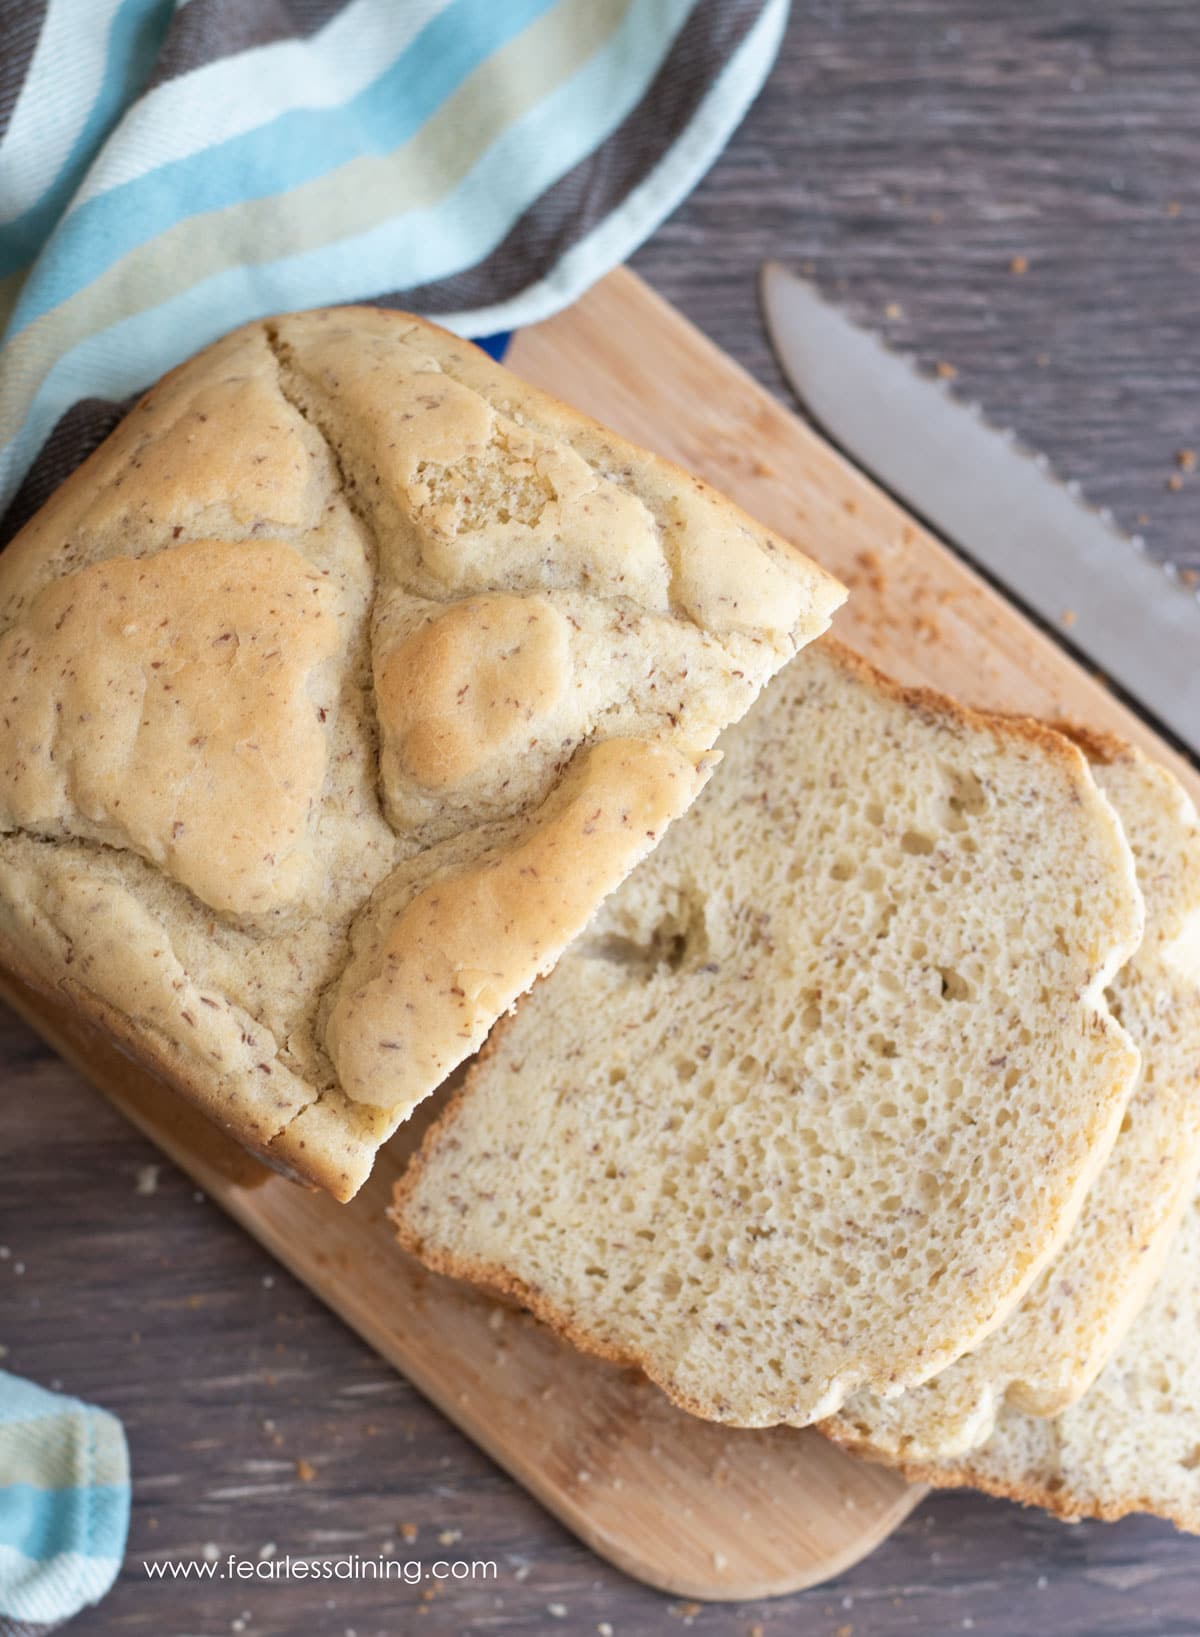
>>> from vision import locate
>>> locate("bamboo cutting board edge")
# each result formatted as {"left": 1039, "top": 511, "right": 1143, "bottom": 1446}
{"left": 0, "top": 972, "right": 925, "bottom": 1603}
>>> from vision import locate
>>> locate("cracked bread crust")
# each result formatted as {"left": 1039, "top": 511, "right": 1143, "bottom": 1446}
{"left": 390, "top": 638, "right": 1144, "bottom": 1428}
{"left": 0, "top": 308, "right": 844, "bottom": 1198}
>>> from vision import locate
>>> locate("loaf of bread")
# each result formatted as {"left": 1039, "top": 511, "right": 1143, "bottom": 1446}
{"left": 893, "top": 1182, "right": 1200, "bottom": 1533}
{"left": 824, "top": 732, "right": 1200, "bottom": 1462}
{"left": 0, "top": 308, "right": 844, "bottom": 1199}
{"left": 391, "top": 639, "right": 1144, "bottom": 1427}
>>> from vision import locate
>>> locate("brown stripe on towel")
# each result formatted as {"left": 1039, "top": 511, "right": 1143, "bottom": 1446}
{"left": 367, "top": 0, "right": 767, "bottom": 319}
{"left": 146, "top": 0, "right": 354, "bottom": 92}
{"left": 0, "top": 0, "right": 49, "bottom": 143}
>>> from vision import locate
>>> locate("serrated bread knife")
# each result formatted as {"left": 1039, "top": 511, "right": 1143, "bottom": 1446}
{"left": 760, "top": 260, "right": 1200, "bottom": 761}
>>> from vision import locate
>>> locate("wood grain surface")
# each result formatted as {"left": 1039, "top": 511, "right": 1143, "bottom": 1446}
{"left": 0, "top": 966, "right": 922, "bottom": 1606}
{"left": 5, "top": 4, "right": 1200, "bottom": 1634}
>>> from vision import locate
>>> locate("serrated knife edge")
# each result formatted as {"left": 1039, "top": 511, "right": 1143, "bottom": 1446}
{"left": 760, "top": 260, "right": 1200, "bottom": 761}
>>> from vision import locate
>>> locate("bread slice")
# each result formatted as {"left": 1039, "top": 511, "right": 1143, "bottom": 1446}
{"left": 392, "top": 639, "right": 1144, "bottom": 1427}
{"left": 823, "top": 734, "right": 1200, "bottom": 1462}
{"left": 0, "top": 309, "right": 844, "bottom": 1199}
{"left": 893, "top": 1182, "right": 1200, "bottom": 1534}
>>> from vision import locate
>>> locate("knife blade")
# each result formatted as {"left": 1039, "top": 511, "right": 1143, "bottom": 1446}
{"left": 760, "top": 259, "right": 1200, "bottom": 761}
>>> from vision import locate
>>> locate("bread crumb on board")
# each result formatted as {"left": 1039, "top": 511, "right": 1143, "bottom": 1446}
{"left": 294, "top": 1458, "right": 316, "bottom": 1482}
{"left": 1009, "top": 254, "right": 1029, "bottom": 275}
{"left": 847, "top": 549, "right": 886, "bottom": 598}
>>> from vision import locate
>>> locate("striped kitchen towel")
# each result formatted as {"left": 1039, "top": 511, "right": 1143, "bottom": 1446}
{"left": 0, "top": 0, "right": 789, "bottom": 541}
{"left": 0, "top": 1372, "right": 130, "bottom": 1636}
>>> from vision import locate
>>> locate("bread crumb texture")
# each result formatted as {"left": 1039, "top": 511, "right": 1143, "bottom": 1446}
{"left": 825, "top": 740, "right": 1200, "bottom": 1462}
{"left": 392, "top": 639, "right": 1144, "bottom": 1428}
{"left": 0, "top": 309, "right": 844, "bottom": 1197}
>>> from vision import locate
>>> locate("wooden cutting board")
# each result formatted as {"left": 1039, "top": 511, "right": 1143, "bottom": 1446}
{"left": 9, "top": 267, "right": 1196, "bottom": 1603}
{"left": 514, "top": 271, "right": 1197, "bottom": 805}
{"left": 0, "top": 970, "right": 923, "bottom": 1604}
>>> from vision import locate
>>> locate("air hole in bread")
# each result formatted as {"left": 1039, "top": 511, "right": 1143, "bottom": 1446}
{"left": 942, "top": 765, "right": 988, "bottom": 828}
{"left": 937, "top": 965, "right": 973, "bottom": 1001}
{"left": 901, "top": 829, "right": 936, "bottom": 856}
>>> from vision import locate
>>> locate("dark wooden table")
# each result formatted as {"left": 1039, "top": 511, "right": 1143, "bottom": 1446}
{"left": 6, "top": 4, "right": 1200, "bottom": 1633}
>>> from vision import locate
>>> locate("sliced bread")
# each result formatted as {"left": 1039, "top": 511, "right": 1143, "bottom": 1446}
{"left": 894, "top": 1182, "right": 1200, "bottom": 1533}
{"left": 824, "top": 734, "right": 1200, "bottom": 1462}
{"left": 392, "top": 639, "right": 1144, "bottom": 1427}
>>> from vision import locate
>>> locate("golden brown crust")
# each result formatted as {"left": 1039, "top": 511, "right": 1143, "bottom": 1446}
{"left": 374, "top": 594, "right": 571, "bottom": 793}
{"left": 325, "top": 738, "right": 708, "bottom": 1114}
{"left": 0, "top": 306, "right": 844, "bottom": 1197}
{"left": 816, "top": 636, "right": 1100, "bottom": 772}
{"left": 1047, "top": 720, "right": 1132, "bottom": 769}
{"left": 881, "top": 1449, "right": 1200, "bottom": 1534}
{"left": 0, "top": 538, "right": 341, "bottom": 916}
{"left": 0, "top": 929, "right": 369, "bottom": 1197}
{"left": 1, "top": 932, "right": 398, "bottom": 1200}
{"left": 299, "top": 307, "right": 844, "bottom": 619}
